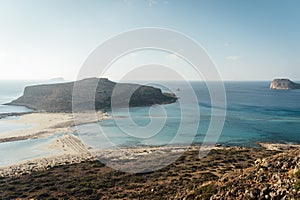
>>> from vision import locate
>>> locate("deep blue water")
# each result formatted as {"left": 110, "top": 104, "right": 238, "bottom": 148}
{"left": 1, "top": 80, "right": 300, "bottom": 149}
{"left": 76, "top": 81, "right": 300, "bottom": 148}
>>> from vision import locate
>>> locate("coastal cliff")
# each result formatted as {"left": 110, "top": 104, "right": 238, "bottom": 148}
{"left": 270, "top": 79, "right": 300, "bottom": 90}
{"left": 8, "top": 78, "right": 177, "bottom": 112}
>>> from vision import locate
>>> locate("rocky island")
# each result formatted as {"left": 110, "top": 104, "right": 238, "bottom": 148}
{"left": 8, "top": 78, "right": 177, "bottom": 112}
{"left": 270, "top": 78, "right": 300, "bottom": 90}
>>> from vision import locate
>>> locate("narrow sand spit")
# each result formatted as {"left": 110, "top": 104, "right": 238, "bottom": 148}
{"left": 0, "top": 113, "right": 74, "bottom": 139}
{"left": 0, "top": 134, "right": 94, "bottom": 177}
{"left": 0, "top": 112, "right": 110, "bottom": 142}
{"left": 0, "top": 112, "right": 110, "bottom": 177}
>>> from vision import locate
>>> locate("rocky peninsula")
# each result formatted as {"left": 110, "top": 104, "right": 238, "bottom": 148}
{"left": 270, "top": 78, "right": 300, "bottom": 90}
{"left": 8, "top": 78, "right": 177, "bottom": 112}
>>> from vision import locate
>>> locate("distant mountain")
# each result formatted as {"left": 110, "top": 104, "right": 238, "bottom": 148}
{"left": 8, "top": 78, "right": 177, "bottom": 112}
{"left": 270, "top": 79, "right": 300, "bottom": 90}
{"left": 46, "top": 77, "right": 65, "bottom": 84}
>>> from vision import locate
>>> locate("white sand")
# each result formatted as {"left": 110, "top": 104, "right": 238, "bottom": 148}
{"left": 0, "top": 152, "right": 95, "bottom": 177}
{"left": 45, "top": 133, "right": 90, "bottom": 154}
{"left": 7, "top": 112, "right": 299, "bottom": 177}
{"left": 0, "top": 133, "right": 94, "bottom": 177}
{"left": 0, "top": 113, "right": 74, "bottom": 139}
{"left": 0, "top": 112, "right": 110, "bottom": 141}
{"left": 258, "top": 142, "right": 300, "bottom": 151}
{"left": 0, "top": 112, "right": 110, "bottom": 177}
{"left": 0, "top": 142, "right": 221, "bottom": 177}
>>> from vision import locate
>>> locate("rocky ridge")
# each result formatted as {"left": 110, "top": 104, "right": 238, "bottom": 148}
{"left": 8, "top": 78, "right": 177, "bottom": 112}
{"left": 211, "top": 147, "right": 300, "bottom": 199}
{"left": 270, "top": 79, "right": 300, "bottom": 90}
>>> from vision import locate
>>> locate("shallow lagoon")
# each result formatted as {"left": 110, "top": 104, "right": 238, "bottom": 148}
{"left": 0, "top": 134, "right": 62, "bottom": 167}
{"left": 1, "top": 81, "right": 300, "bottom": 166}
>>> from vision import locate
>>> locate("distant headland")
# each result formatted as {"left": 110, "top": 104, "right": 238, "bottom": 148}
{"left": 270, "top": 78, "right": 300, "bottom": 90}
{"left": 7, "top": 78, "right": 177, "bottom": 112}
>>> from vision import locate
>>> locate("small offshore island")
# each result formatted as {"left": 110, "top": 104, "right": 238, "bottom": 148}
{"left": 270, "top": 78, "right": 300, "bottom": 90}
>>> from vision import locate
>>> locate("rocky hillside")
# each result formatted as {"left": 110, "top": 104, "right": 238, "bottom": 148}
{"left": 270, "top": 79, "right": 300, "bottom": 90}
{"left": 8, "top": 78, "right": 177, "bottom": 112}
{"left": 0, "top": 145, "right": 299, "bottom": 199}
{"left": 0, "top": 146, "right": 280, "bottom": 199}
{"left": 212, "top": 147, "right": 300, "bottom": 199}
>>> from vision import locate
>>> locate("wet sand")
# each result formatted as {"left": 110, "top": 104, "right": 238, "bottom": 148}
{"left": 0, "top": 112, "right": 110, "bottom": 142}
{"left": 0, "top": 112, "right": 299, "bottom": 182}
{"left": 1, "top": 139, "right": 299, "bottom": 178}
{"left": 0, "top": 112, "right": 109, "bottom": 176}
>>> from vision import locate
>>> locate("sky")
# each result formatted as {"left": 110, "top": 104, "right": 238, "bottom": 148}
{"left": 0, "top": 0, "right": 299, "bottom": 81}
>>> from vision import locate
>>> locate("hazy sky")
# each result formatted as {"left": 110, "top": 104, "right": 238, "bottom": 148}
{"left": 0, "top": 0, "right": 299, "bottom": 81}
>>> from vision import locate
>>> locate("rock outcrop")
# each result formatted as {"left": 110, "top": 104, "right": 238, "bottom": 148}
{"left": 270, "top": 79, "right": 300, "bottom": 90}
{"left": 211, "top": 147, "right": 300, "bottom": 199}
{"left": 8, "top": 78, "right": 177, "bottom": 112}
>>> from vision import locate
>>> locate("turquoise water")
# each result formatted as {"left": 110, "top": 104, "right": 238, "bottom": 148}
{"left": 0, "top": 134, "right": 62, "bottom": 167}
{"left": 0, "top": 116, "right": 33, "bottom": 134}
{"left": 78, "top": 81, "right": 300, "bottom": 148}
{"left": 1, "top": 80, "right": 300, "bottom": 152}
{"left": 0, "top": 80, "right": 60, "bottom": 166}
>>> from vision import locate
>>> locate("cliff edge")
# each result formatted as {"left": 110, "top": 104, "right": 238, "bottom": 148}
{"left": 8, "top": 78, "right": 177, "bottom": 112}
{"left": 270, "top": 79, "right": 300, "bottom": 90}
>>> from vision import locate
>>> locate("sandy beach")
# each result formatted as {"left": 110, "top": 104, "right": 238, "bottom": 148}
{"left": 0, "top": 113, "right": 74, "bottom": 140}
{"left": 0, "top": 112, "right": 299, "bottom": 199}
{"left": 1, "top": 137, "right": 299, "bottom": 178}
{"left": 0, "top": 111, "right": 110, "bottom": 176}
{"left": 0, "top": 134, "right": 221, "bottom": 177}
{"left": 0, "top": 112, "right": 110, "bottom": 142}
{"left": 0, "top": 111, "right": 299, "bottom": 178}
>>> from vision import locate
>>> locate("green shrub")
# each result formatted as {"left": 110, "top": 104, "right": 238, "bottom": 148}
{"left": 295, "top": 170, "right": 300, "bottom": 179}
{"left": 195, "top": 184, "right": 217, "bottom": 200}
{"left": 294, "top": 180, "right": 300, "bottom": 191}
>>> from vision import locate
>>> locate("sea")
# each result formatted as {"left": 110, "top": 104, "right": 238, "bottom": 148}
{"left": 0, "top": 80, "right": 300, "bottom": 166}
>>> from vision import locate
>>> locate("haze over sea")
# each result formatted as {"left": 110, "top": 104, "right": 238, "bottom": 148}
{"left": 1, "top": 80, "right": 299, "bottom": 149}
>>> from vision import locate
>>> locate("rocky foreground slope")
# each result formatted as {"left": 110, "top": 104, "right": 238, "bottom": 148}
{"left": 0, "top": 146, "right": 299, "bottom": 199}
{"left": 270, "top": 79, "right": 300, "bottom": 90}
{"left": 211, "top": 147, "right": 300, "bottom": 199}
{"left": 8, "top": 78, "right": 177, "bottom": 112}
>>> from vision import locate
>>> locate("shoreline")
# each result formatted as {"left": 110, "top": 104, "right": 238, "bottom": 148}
{"left": 257, "top": 142, "right": 300, "bottom": 150}
{"left": 0, "top": 111, "right": 299, "bottom": 179}
{"left": 0, "top": 111, "right": 33, "bottom": 119}
{"left": 0, "top": 111, "right": 110, "bottom": 177}
{"left": 0, "top": 111, "right": 110, "bottom": 143}
{"left": 0, "top": 133, "right": 94, "bottom": 177}
{"left": 0, "top": 141, "right": 299, "bottom": 178}
{"left": 1, "top": 143, "right": 299, "bottom": 199}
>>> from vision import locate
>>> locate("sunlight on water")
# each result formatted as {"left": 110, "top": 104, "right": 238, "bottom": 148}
{"left": 78, "top": 81, "right": 300, "bottom": 149}
{"left": 1, "top": 81, "right": 300, "bottom": 166}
